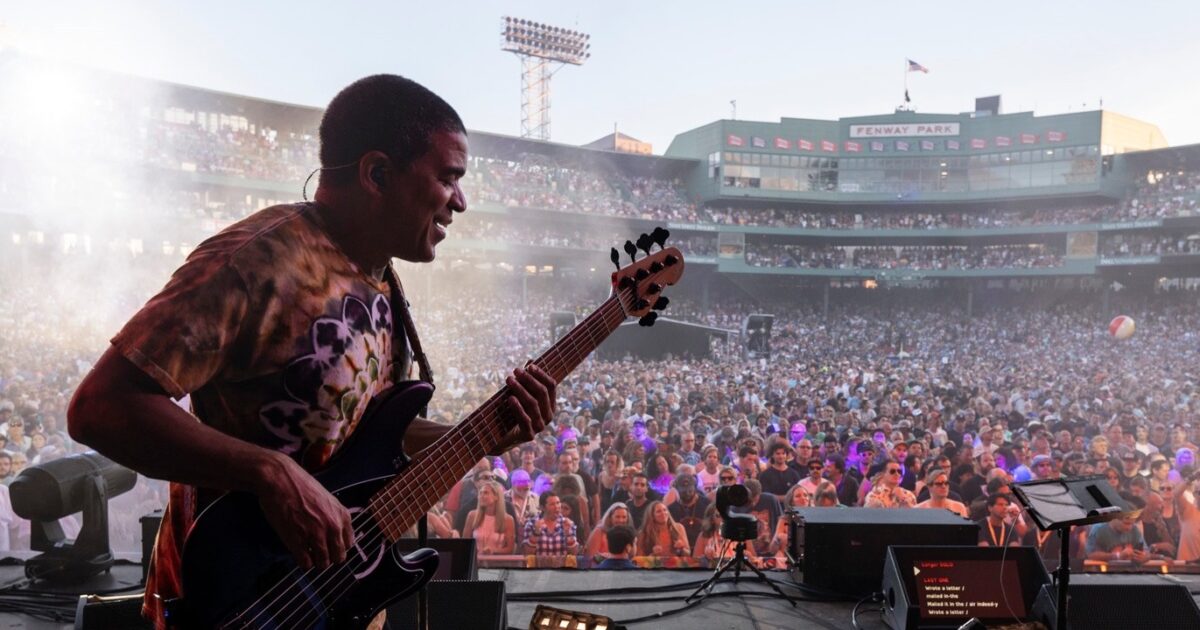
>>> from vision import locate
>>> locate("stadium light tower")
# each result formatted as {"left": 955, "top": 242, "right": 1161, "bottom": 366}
{"left": 501, "top": 16, "right": 590, "bottom": 141}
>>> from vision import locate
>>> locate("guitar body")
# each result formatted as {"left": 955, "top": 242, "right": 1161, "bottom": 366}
{"left": 176, "top": 381, "right": 438, "bottom": 629}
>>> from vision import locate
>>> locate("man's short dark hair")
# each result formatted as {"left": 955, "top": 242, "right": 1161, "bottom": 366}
{"left": 319, "top": 74, "right": 465, "bottom": 184}
{"left": 538, "top": 491, "right": 558, "bottom": 509}
{"left": 951, "top": 463, "right": 975, "bottom": 481}
{"left": 605, "top": 524, "right": 636, "bottom": 555}
{"left": 986, "top": 493, "right": 1011, "bottom": 508}
{"left": 825, "top": 454, "right": 845, "bottom": 472}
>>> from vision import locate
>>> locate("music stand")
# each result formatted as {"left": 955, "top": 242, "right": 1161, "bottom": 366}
{"left": 1011, "top": 475, "right": 1139, "bottom": 630}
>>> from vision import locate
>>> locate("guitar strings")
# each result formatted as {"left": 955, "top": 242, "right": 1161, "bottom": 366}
{"left": 237, "top": 288, "right": 636, "bottom": 628}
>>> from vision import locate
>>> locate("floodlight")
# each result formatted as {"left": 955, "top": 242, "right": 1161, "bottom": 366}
{"left": 500, "top": 16, "right": 592, "bottom": 140}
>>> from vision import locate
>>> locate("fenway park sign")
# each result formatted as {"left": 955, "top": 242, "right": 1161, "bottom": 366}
{"left": 849, "top": 123, "right": 960, "bottom": 138}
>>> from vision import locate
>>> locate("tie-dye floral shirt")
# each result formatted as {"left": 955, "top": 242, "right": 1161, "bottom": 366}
{"left": 112, "top": 202, "right": 408, "bottom": 626}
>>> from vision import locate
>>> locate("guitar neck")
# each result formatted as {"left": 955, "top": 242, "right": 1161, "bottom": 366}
{"left": 368, "top": 293, "right": 629, "bottom": 539}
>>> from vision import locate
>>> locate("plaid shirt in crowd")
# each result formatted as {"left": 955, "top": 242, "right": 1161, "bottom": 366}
{"left": 522, "top": 514, "right": 578, "bottom": 555}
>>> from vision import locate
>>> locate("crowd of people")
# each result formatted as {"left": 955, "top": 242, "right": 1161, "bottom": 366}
{"left": 695, "top": 204, "right": 1124, "bottom": 229}
{"left": 448, "top": 220, "right": 718, "bottom": 257}
{"left": 394, "top": 276, "right": 1200, "bottom": 570}
{"left": 140, "top": 119, "right": 319, "bottom": 183}
{"left": 1122, "top": 171, "right": 1200, "bottom": 221}
{"left": 745, "top": 243, "right": 1064, "bottom": 271}
{"left": 1102, "top": 233, "right": 1200, "bottom": 257}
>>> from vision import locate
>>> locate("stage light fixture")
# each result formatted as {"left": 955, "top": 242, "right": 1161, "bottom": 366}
{"left": 10, "top": 451, "right": 137, "bottom": 581}
{"left": 529, "top": 604, "right": 621, "bottom": 630}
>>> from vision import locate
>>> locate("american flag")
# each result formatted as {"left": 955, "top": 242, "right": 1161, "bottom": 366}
{"left": 907, "top": 59, "right": 929, "bottom": 73}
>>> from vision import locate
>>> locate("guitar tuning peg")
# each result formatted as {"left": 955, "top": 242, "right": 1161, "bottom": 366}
{"left": 645, "top": 283, "right": 662, "bottom": 295}
{"left": 610, "top": 247, "right": 621, "bottom": 271}
{"left": 634, "top": 268, "right": 650, "bottom": 281}
{"left": 636, "top": 233, "right": 653, "bottom": 256}
{"left": 653, "top": 296, "right": 669, "bottom": 310}
{"left": 651, "top": 227, "right": 670, "bottom": 250}
{"left": 623, "top": 240, "right": 638, "bottom": 263}
{"left": 634, "top": 299, "right": 650, "bottom": 311}
{"left": 639, "top": 312, "right": 658, "bottom": 327}
{"left": 618, "top": 276, "right": 634, "bottom": 290}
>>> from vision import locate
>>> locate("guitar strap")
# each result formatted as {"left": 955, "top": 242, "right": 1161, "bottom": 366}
{"left": 384, "top": 266, "right": 433, "bottom": 387}
{"left": 384, "top": 265, "right": 433, "bottom": 630}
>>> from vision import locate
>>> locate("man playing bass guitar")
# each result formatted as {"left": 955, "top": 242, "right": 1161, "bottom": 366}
{"left": 67, "top": 75, "right": 557, "bottom": 629}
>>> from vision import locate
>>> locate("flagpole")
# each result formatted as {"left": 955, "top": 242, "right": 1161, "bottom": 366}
{"left": 902, "top": 59, "right": 908, "bottom": 110}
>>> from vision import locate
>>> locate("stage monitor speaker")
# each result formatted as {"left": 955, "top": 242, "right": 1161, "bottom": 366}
{"left": 1030, "top": 577, "right": 1200, "bottom": 630}
{"left": 392, "top": 538, "right": 478, "bottom": 581}
{"left": 385, "top": 579, "right": 507, "bottom": 630}
{"left": 880, "top": 545, "right": 1050, "bottom": 630}
{"left": 788, "top": 507, "right": 978, "bottom": 596}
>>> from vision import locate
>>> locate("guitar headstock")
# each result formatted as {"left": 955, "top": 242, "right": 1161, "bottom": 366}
{"left": 610, "top": 227, "right": 685, "bottom": 326}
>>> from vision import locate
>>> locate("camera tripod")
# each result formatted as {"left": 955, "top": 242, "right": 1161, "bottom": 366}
{"left": 685, "top": 538, "right": 798, "bottom": 607}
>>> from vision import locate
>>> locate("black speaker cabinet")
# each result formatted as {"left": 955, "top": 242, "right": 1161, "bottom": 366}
{"left": 881, "top": 545, "right": 1049, "bottom": 630}
{"left": 788, "top": 507, "right": 978, "bottom": 596}
{"left": 1031, "top": 577, "right": 1200, "bottom": 630}
{"left": 386, "top": 580, "right": 507, "bottom": 630}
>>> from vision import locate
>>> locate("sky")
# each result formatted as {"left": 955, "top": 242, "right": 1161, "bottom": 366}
{"left": 4, "top": 1, "right": 1200, "bottom": 153}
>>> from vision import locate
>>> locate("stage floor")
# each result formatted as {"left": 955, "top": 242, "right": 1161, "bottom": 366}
{"left": 0, "top": 565, "right": 1197, "bottom": 629}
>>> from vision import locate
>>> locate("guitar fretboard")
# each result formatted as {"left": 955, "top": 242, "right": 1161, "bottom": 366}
{"left": 366, "top": 292, "right": 629, "bottom": 539}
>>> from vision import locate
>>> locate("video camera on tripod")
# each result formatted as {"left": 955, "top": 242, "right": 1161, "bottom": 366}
{"left": 685, "top": 481, "right": 797, "bottom": 606}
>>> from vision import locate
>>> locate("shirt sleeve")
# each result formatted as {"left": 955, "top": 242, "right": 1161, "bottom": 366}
{"left": 1084, "top": 523, "right": 1105, "bottom": 554}
{"left": 111, "top": 260, "right": 249, "bottom": 399}
{"left": 522, "top": 516, "right": 537, "bottom": 545}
